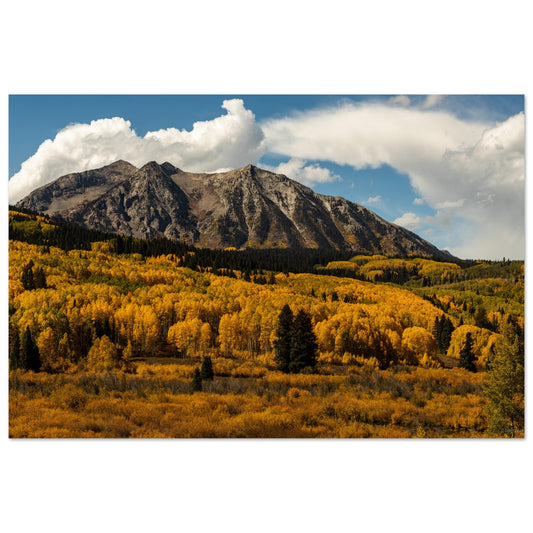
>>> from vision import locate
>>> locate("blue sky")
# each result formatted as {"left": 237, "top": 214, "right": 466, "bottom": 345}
{"left": 9, "top": 95, "right": 525, "bottom": 259}
{"left": 9, "top": 94, "right": 524, "bottom": 176}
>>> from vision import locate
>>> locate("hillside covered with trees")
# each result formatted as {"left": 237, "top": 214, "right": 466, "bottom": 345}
{"left": 8, "top": 210, "right": 524, "bottom": 437}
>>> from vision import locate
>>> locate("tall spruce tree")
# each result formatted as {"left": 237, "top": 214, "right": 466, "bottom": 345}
{"left": 459, "top": 332, "right": 476, "bottom": 372}
{"left": 191, "top": 367, "right": 203, "bottom": 392}
{"left": 9, "top": 322, "right": 20, "bottom": 370}
{"left": 20, "top": 327, "right": 41, "bottom": 371}
{"left": 289, "top": 309, "right": 318, "bottom": 373}
{"left": 21, "top": 260, "right": 35, "bottom": 290}
{"left": 201, "top": 356, "right": 214, "bottom": 381}
{"left": 274, "top": 304, "right": 294, "bottom": 373}
{"left": 434, "top": 315, "right": 454, "bottom": 354}
{"left": 441, "top": 317, "right": 454, "bottom": 353}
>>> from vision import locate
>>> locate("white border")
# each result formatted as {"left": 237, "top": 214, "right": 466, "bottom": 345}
{"left": 2, "top": 2, "right": 531, "bottom": 532}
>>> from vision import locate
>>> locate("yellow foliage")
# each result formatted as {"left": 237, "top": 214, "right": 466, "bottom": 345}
{"left": 324, "top": 261, "right": 360, "bottom": 271}
{"left": 7, "top": 237, "right": 523, "bottom": 438}
{"left": 91, "top": 241, "right": 114, "bottom": 254}
{"left": 135, "top": 362, "right": 195, "bottom": 378}
{"left": 86, "top": 336, "right": 119, "bottom": 372}
{"left": 402, "top": 327, "right": 437, "bottom": 363}
{"left": 9, "top": 361, "right": 491, "bottom": 438}
{"left": 447, "top": 325, "right": 499, "bottom": 369}
{"left": 167, "top": 318, "right": 206, "bottom": 356}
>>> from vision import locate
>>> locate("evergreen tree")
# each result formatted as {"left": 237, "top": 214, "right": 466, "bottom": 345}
{"left": 483, "top": 318, "right": 524, "bottom": 437}
{"left": 200, "top": 356, "right": 214, "bottom": 381}
{"left": 21, "top": 260, "right": 35, "bottom": 290}
{"left": 459, "top": 332, "right": 476, "bottom": 372}
{"left": 474, "top": 306, "right": 490, "bottom": 330}
{"left": 20, "top": 327, "right": 41, "bottom": 371}
{"left": 274, "top": 304, "right": 294, "bottom": 373}
{"left": 434, "top": 315, "right": 454, "bottom": 354}
{"left": 289, "top": 309, "right": 318, "bottom": 373}
{"left": 33, "top": 266, "right": 47, "bottom": 289}
{"left": 441, "top": 317, "right": 454, "bottom": 353}
{"left": 191, "top": 367, "right": 203, "bottom": 392}
{"left": 9, "top": 322, "right": 20, "bottom": 370}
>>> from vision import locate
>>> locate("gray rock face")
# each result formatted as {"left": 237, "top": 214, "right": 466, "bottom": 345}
{"left": 17, "top": 160, "right": 138, "bottom": 215}
{"left": 16, "top": 161, "right": 452, "bottom": 259}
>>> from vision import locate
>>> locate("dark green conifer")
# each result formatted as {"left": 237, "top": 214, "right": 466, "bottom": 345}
{"left": 289, "top": 309, "right": 318, "bottom": 373}
{"left": 459, "top": 332, "right": 476, "bottom": 372}
{"left": 435, "top": 316, "right": 454, "bottom": 354}
{"left": 191, "top": 367, "right": 203, "bottom": 392}
{"left": 20, "top": 327, "right": 41, "bottom": 372}
{"left": 21, "top": 260, "right": 35, "bottom": 290}
{"left": 274, "top": 304, "right": 294, "bottom": 373}
{"left": 201, "top": 356, "right": 214, "bottom": 381}
{"left": 474, "top": 306, "right": 489, "bottom": 329}
{"left": 33, "top": 266, "right": 47, "bottom": 289}
{"left": 9, "top": 322, "right": 20, "bottom": 370}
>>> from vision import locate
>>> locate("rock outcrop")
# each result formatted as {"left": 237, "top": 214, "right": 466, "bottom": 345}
{"left": 17, "top": 161, "right": 453, "bottom": 259}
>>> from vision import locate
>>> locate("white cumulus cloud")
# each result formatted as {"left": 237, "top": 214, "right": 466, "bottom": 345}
{"left": 9, "top": 99, "right": 265, "bottom": 204}
{"left": 394, "top": 212, "right": 424, "bottom": 230}
{"left": 262, "top": 158, "right": 341, "bottom": 187}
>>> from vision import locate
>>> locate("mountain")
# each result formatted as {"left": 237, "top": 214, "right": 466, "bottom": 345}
{"left": 16, "top": 160, "right": 454, "bottom": 259}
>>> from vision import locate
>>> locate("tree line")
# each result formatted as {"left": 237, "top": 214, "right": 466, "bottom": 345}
{"left": 10, "top": 208, "right": 477, "bottom": 281}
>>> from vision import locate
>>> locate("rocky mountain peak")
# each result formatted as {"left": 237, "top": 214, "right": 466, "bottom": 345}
{"left": 15, "top": 160, "right": 454, "bottom": 259}
{"left": 161, "top": 161, "right": 181, "bottom": 175}
{"left": 137, "top": 161, "right": 168, "bottom": 175}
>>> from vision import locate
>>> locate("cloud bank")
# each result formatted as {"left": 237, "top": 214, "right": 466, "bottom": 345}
{"left": 8, "top": 99, "right": 265, "bottom": 204}
{"left": 262, "top": 102, "right": 524, "bottom": 259}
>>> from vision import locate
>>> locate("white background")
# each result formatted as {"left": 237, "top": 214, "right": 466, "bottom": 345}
{"left": 1, "top": 1, "right": 531, "bottom": 532}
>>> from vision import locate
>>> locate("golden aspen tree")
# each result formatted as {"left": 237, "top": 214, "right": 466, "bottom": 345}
{"left": 167, "top": 318, "right": 204, "bottom": 356}
{"left": 447, "top": 325, "right": 493, "bottom": 366}
{"left": 37, "top": 327, "right": 69, "bottom": 372}
{"left": 86, "top": 335, "right": 119, "bottom": 372}
{"left": 401, "top": 327, "right": 437, "bottom": 364}
{"left": 199, "top": 322, "right": 213, "bottom": 351}
{"left": 122, "top": 341, "right": 135, "bottom": 371}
